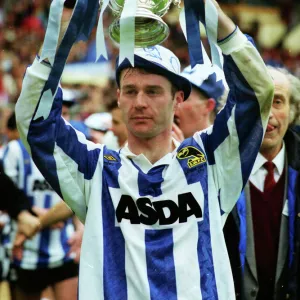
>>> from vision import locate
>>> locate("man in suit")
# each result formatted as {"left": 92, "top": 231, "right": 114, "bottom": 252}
{"left": 224, "top": 66, "right": 300, "bottom": 300}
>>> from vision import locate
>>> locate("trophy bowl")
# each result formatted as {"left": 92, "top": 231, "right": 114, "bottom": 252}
{"left": 108, "top": 0, "right": 180, "bottom": 47}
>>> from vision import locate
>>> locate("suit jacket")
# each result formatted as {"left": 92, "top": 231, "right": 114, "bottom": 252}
{"left": 224, "top": 128, "right": 300, "bottom": 300}
{"left": 0, "top": 163, "right": 32, "bottom": 218}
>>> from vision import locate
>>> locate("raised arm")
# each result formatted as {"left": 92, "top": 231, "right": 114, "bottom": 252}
{"left": 15, "top": 4, "right": 102, "bottom": 222}
{"left": 195, "top": 2, "right": 274, "bottom": 217}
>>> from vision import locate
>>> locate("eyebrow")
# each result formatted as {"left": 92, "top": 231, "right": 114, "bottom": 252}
{"left": 274, "top": 92, "right": 287, "bottom": 99}
{"left": 145, "top": 85, "right": 164, "bottom": 90}
{"left": 122, "top": 84, "right": 136, "bottom": 90}
{"left": 121, "top": 84, "right": 164, "bottom": 90}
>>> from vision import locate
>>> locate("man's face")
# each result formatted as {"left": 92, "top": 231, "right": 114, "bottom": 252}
{"left": 111, "top": 107, "right": 127, "bottom": 147}
{"left": 260, "top": 69, "right": 291, "bottom": 157}
{"left": 117, "top": 69, "right": 183, "bottom": 139}
{"left": 175, "top": 87, "right": 215, "bottom": 138}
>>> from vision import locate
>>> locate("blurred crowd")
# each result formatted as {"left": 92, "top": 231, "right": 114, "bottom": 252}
{"left": 218, "top": 0, "right": 300, "bottom": 75}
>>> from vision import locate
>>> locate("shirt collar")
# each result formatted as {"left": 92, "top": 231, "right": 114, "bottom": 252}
{"left": 273, "top": 143, "right": 285, "bottom": 175}
{"left": 120, "top": 138, "right": 180, "bottom": 168}
{"left": 251, "top": 142, "right": 286, "bottom": 176}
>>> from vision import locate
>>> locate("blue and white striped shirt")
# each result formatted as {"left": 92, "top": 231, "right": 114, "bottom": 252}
{"left": 16, "top": 29, "right": 273, "bottom": 299}
{"left": 2, "top": 140, "right": 75, "bottom": 270}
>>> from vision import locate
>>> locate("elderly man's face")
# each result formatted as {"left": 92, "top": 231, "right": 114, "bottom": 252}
{"left": 260, "top": 69, "right": 291, "bottom": 159}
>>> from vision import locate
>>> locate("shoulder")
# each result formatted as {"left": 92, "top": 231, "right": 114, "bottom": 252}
{"left": 2, "top": 140, "right": 22, "bottom": 158}
{"left": 177, "top": 135, "right": 207, "bottom": 157}
{"left": 9, "top": 139, "right": 24, "bottom": 150}
{"left": 102, "top": 147, "right": 122, "bottom": 166}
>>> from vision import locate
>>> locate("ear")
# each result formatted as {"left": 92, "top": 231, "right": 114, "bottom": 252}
{"left": 207, "top": 98, "right": 216, "bottom": 112}
{"left": 174, "top": 91, "right": 184, "bottom": 110}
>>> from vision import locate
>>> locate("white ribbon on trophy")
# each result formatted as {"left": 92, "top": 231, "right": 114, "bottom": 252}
{"left": 205, "top": 0, "right": 222, "bottom": 69}
{"left": 179, "top": 0, "right": 223, "bottom": 70}
{"left": 39, "top": 0, "right": 66, "bottom": 65}
{"left": 119, "top": 0, "right": 137, "bottom": 65}
{"left": 95, "top": 0, "right": 137, "bottom": 65}
{"left": 96, "top": 0, "right": 110, "bottom": 61}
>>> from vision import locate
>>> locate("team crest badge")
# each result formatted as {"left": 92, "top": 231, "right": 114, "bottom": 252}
{"left": 104, "top": 155, "right": 117, "bottom": 161}
{"left": 177, "top": 146, "right": 206, "bottom": 168}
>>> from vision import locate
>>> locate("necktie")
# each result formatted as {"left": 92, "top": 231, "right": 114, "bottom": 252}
{"left": 263, "top": 161, "right": 276, "bottom": 194}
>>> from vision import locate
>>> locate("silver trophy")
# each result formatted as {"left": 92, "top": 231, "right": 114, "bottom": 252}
{"left": 107, "top": 0, "right": 181, "bottom": 47}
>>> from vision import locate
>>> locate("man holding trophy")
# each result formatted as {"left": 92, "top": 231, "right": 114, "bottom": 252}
{"left": 15, "top": 0, "right": 273, "bottom": 298}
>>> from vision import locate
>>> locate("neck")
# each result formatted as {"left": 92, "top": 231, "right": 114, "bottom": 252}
{"left": 260, "top": 151, "right": 277, "bottom": 162}
{"left": 127, "top": 129, "right": 174, "bottom": 164}
{"left": 260, "top": 144, "right": 283, "bottom": 162}
{"left": 200, "top": 118, "right": 212, "bottom": 130}
{"left": 119, "top": 137, "right": 127, "bottom": 148}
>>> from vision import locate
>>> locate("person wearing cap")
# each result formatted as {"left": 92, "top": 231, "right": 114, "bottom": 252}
{"left": 1, "top": 112, "right": 79, "bottom": 300}
{"left": 15, "top": 2, "right": 274, "bottom": 300}
{"left": 0, "top": 162, "right": 41, "bottom": 300}
{"left": 174, "top": 64, "right": 226, "bottom": 139}
{"left": 61, "top": 88, "right": 77, "bottom": 121}
{"left": 83, "top": 112, "right": 113, "bottom": 144}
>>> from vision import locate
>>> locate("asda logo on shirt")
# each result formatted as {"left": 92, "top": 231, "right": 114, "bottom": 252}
{"left": 116, "top": 192, "right": 203, "bottom": 225}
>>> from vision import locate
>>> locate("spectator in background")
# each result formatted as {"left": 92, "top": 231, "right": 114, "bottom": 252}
{"left": 173, "top": 64, "right": 226, "bottom": 140}
{"left": 224, "top": 66, "right": 300, "bottom": 300}
{"left": 108, "top": 100, "right": 128, "bottom": 148}
{"left": 14, "top": 200, "right": 84, "bottom": 266}
{"left": 0, "top": 162, "right": 40, "bottom": 300}
{"left": 0, "top": 113, "right": 39, "bottom": 300}
{"left": 61, "top": 88, "right": 78, "bottom": 121}
{"left": 2, "top": 113, "right": 79, "bottom": 300}
{"left": 0, "top": 108, "right": 13, "bottom": 155}
{"left": 5, "top": 111, "right": 20, "bottom": 143}
{"left": 0, "top": 163, "right": 38, "bottom": 225}
{"left": 84, "top": 112, "right": 113, "bottom": 144}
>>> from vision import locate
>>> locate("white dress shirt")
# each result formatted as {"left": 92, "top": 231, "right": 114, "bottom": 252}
{"left": 250, "top": 143, "right": 286, "bottom": 192}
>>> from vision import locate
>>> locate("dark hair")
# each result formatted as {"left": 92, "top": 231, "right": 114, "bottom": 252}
{"left": 107, "top": 99, "right": 119, "bottom": 112}
{"left": 7, "top": 112, "right": 17, "bottom": 130}
{"left": 120, "top": 68, "right": 179, "bottom": 98}
{"left": 64, "top": 0, "right": 76, "bottom": 8}
{"left": 116, "top": 55, "right": 191, "bottom": 100}
{"left": 171, "top": 85, "right": 179, "bottom": 98}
